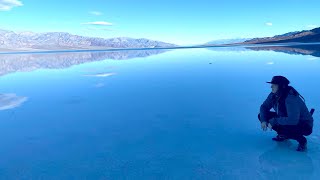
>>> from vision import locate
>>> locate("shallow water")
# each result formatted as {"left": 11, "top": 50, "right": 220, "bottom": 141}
{"left": 0, "top": 46, "right": 320, "bottom": 179}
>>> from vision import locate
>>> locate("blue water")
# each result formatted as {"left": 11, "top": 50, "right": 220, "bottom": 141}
{"left": 0, "top": 47, "right": 320, "bottom": 179}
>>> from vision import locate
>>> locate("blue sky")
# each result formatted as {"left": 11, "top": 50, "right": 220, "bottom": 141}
{"left": 0, "top": 0, "right": 319, "bottom": 45}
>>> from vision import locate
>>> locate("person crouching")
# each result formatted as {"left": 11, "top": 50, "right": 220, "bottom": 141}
{"left": 258, "top": 76, "right": 314, "bottom": 152}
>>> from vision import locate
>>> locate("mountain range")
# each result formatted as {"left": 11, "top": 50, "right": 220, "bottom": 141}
{"left": 0, "top": 29, "right": 176, "bottom": 52}
{"left": 1, "top": 26, "right": 320, "bottom": 52}
{"left": 205, "top": 38, "right": 251, "bottom": 45}
{"left": 243, "top": 27, "right": 320, "bottom": 44}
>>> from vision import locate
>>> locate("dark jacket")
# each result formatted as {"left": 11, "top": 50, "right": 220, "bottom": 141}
{"left": 260, "top": 89, "right": 314, "bottom": 127}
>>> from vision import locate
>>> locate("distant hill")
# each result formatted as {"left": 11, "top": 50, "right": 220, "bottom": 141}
{"left": 243, "top": 27, "right": 320, "bottom": 44}
{"left": 206, "top": 38, "right": 251, "bottom": 45}
{"left": 0, "top": 29, "right": 176, "bottom": 51}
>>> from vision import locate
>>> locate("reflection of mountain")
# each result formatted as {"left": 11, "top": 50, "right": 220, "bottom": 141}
{"left": 246, "top": 44, "right": 320, "bottom": 57}
{"left": 206, "top": 46, "right": 249, "bottom": 52}
{"left": 0, "top": 93, "right": 28, "bottom": 110}
{"left": 0, "top": 50, "right": 167, "bottom": 76}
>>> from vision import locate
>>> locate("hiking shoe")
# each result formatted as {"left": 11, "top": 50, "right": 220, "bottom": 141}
{"left": 272, "top": 134, "right": 288, "bottom": 142}
{"left": 297, "top": 141, "right": 307, "bottom": 152}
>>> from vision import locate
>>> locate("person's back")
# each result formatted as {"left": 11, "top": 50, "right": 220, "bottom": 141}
{"left": 295, "top": 93, "right": 314, "bottom": 128}
{"left": 268, "top": 88, "right": 313, "bottom": 126}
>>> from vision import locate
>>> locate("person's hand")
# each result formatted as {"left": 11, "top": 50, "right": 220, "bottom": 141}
{"left": 268, "top": 123, "right": 273, "bottom": 131}
{"left": 261, "top": 122, "right": 268, "bottom": 131}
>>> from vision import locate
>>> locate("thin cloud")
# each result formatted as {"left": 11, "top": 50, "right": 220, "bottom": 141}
{"left": 306, "top": 25, "right": 318, "bottom": 29}
{"left": 265, "top": 22, "right": 273, "bottom": 26}
{"left": 85, "top": 27, "right": 114, "bottom": 31}
{"left": 90, "top": 11, "right": 103, "bottom": 16}
{"left": 81, "top": 21, "right": 113, "bottom": 26}
{"left": 0, "top": 0, "right": 23, "bottom": 11}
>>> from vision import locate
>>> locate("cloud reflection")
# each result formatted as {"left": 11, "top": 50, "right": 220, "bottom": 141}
{"left": 0, "top": 93, "right": 28, "bottom": 110}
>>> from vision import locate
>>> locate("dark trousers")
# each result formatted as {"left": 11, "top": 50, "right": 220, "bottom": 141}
{"left": 258, "top": 111, "right": 312, "bottom": 144}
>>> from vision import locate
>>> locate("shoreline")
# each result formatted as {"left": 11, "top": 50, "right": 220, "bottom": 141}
{"left": 1, "top": 42, "right": 320, "bottom": 55}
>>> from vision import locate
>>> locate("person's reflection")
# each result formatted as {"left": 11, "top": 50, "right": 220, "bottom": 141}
{"left": 258, "top": 141, "right": 314, "bottom": 179}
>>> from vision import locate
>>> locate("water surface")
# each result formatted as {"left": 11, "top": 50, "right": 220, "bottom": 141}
{"left": 0, "top": 45, "right": 319, "bottom": 179}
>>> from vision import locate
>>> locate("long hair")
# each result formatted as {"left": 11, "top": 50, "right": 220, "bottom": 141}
{"left": 276, "top": 85, "right": 305, "bottom": 116}
{"left": 277, "top": 85, "right": 305, "bottom": 102}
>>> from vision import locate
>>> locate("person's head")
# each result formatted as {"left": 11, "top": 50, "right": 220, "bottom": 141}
{"left": 266, "top": 76, "right": 290, "bottom": 94}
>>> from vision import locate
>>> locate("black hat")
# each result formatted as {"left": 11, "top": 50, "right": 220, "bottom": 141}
{"left": 266, "top": 76, "right": 290, "bottom": 85}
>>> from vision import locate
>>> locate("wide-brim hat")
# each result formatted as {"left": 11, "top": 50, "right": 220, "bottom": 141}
{"left": 266, "top": 76, "right": 290, "bottom": 85}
